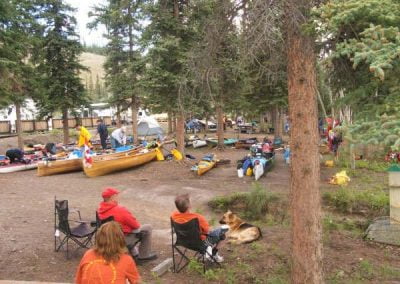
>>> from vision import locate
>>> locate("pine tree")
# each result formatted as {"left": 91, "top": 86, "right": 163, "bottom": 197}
{"left": 286, "top": 0, "right": 323, "bottom": 282}
{"left": 90, "top": 0, "right": 144, "bottom": 141}
{"left": 142, "top": 0, "right": 194, "bottom": 152}
{"left": 36, "top": 0, "right": 88, "bottom": 144}
{"left": 0, "top": 0, "right": 41, "bottom": 148}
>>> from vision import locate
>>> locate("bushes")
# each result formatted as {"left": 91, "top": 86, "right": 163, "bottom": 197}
{"left": 323, "top": 187, "right": 389, "bottom": 217}
{"left": 208, "top": 183, "right": 287, "bottom": 221}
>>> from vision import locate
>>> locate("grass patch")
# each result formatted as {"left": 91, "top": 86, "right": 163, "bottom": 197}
{"left": 323, "top": 187, "right": 389, "bottom": 217}
{"left": 355, "top": 160, "right": 389, "bottom": 173}
{"left": 208, "top": 183, "right": 287, "bottom": 222}
{"left": 323, "top": 215, "right": 369, "bottom": 238}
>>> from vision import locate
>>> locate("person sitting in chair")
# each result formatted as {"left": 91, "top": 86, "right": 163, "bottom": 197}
{"left": 97, "top": 188, "right": 157, "bottom": 262}
{"left": 75, "top": 221, "right": 140, "bottom": 284}
{"left": 171, "top": 194, "right": 227, "bottom": 262}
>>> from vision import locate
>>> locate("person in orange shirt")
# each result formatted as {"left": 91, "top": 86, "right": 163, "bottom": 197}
{"left": 75, "top": 221, "right": 140, "bottom": 284}
{"left": 171, "top": 194, "right": 227, "bottom": 262}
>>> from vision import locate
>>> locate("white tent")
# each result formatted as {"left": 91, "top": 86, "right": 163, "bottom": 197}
{"left": 137, "top": 116, "right": 164, "bottom": 137}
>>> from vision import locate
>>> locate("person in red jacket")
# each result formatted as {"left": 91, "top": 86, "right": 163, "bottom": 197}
{"left": 98, "top": 188, "right": 157, "bottom": 262}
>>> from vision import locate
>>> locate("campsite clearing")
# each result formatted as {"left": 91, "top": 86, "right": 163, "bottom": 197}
{"left": 1, "top": 131, "right": 400, "bottom": 283}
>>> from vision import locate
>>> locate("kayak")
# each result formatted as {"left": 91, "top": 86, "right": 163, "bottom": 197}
{"left": 0, "top": 162, "right": 38, "bottom": 173}
{"left": 206, "top": 138, "right": 238, "bottom": 146}
{"left": 193, "top": 140, "right": 207, "bottom": 148}
{"left": 192, "top": 154, "right": 217, "bottom": 176}
{"left": 0, "top": 153, "right": 41, "bottom": 174}
{"left": 235, "top": 137, "right": 258, "bottom": 149}
{"left": 237, "top": 152, "right": 275, "bottom": 180}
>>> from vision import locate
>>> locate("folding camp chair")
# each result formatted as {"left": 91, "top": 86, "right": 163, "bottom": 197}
{"left": 95, "top": 212, "right": 143, "bottom": 261}
{"left": 171, "top": 218, "right": 221, "bottom": 273}
{"left": 95, "top": 211, "right": 114, "bottom": 228}
{"left": 54, "top": 198, "right": 96, "bottom": 258}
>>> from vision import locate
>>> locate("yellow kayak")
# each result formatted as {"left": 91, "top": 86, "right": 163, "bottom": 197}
{"left": 196, "top": 154, "right": 217, "bottom": 176}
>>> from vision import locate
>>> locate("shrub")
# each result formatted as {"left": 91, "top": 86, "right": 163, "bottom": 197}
{"left": 208, "top": 183, "right": 287, "bottom": 221}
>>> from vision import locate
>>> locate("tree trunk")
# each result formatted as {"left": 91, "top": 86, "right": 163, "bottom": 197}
{"left": 15, "top": 102, "right": 23, "bottom": 149}
{"left": 259, "top": 113, "right": 266, "bottom": 133}
{"left": 62, "top": 108, "right": 69, "bottom": 145}
{"left": 317, "top": 90, "right": 327, "bottom": 119}
{"left": 273, "top": 106, "right": 283, "bottom": 137}
{"left": 116, "top": 105, "right": 122, "bottom": 127}
{"left": 172, "top": 113, "right": 176, "bottom": 133}
{"left": 205, "top": 116, "right": 209, "bottom": 135}
{"left": 328, "top": 87, "right": 334, "bottom": 118}
{"left": 167, "top": 111, "right": 173, "bottom": 134}
{"left": 176, "top": 111, "right": 185, "bottom": 154}
{"left": 216, "top": 105, "right": 224, "bottom": 148}
{"left": 131, "top": 97, "right": 138, "bottom": 144}
{"left": 286, "top": 0, "right": 323, "bottom": 282}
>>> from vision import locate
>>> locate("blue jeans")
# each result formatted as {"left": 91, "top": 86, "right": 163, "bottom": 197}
{"left": 204, "top": 227, "right": 228, "bottom": 246}
{"left": 111, "top": 137, "right": 122, "bottom": 149}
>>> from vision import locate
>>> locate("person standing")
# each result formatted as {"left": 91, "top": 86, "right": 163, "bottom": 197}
{"left": 111, "top": 126, "right": 127, "bottom": 149}
{"left": 75, "top": 124, "right": 92, "bottom": 148}
{"left": 96, "top": 119, "right": 109, "bottom": 150}
{"left": 75, "top": 221, "right": 140, "bottom": 284}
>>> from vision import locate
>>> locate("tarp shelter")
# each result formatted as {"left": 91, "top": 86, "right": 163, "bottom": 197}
{"left": 137, "top": 116, "right": 164, "bottom": 137}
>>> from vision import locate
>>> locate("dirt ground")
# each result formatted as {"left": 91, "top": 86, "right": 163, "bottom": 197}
{"left": 1, "top": 129, "right": 400, "bottom": 283}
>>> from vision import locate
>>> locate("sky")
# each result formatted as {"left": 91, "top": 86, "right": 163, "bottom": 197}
{"left": 65, "top": 0, "right": 108, "bottom": 46}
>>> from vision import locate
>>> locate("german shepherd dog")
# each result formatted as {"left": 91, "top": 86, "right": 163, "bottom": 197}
{"left": 219, "top": 210, "right": 262, "bottom": 244}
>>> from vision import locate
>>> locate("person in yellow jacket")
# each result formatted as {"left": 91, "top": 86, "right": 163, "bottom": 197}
{"left": 75, "top": 124, "right": 92, "bottom": 148}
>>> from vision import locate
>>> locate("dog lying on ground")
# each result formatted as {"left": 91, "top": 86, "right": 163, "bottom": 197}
{"left": 219, "top": 210, "right": 262, "bottom": 244}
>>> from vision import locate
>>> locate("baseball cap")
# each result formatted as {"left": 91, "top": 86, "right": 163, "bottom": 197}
{"left": 102, "top": 188, "right": 120, "bottom": 198}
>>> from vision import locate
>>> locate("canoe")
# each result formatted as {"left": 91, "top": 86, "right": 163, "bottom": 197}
{"left": 206, "top": 138, "right": 238, "bottom": 146}
{"left": 193, "top": 154, "right": 217, "bottom": 176}
{"left": 37, "top": 148, "right": 139, "bottom": 177}
{"left": 83, "top": 148, "right": 157, "bottom": 177}
{"left": 37, "top": 158, "right": 83, "bottom": 177}
{"left": 0, "top": 162, "right": 38, "bottom": 173}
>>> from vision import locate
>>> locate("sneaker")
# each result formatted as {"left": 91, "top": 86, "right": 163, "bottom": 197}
{"left": 210, "top": 253, "right": 224, "bottom": 263}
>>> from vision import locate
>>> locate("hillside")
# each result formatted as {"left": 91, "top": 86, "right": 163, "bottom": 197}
{"left": 79, "top": 52, "right": 106, "bottom": 100}
{"left": 80, "top": 52, "right": 105, "bottom": 82}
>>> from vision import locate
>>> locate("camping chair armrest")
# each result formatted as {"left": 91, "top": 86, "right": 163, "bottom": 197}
{"left": 127, "top": 231, "right": 143, "bottom": 240}
{"left": 69, "top": 208, "right": 82, "bottom": 220}
{"left": 69, "top": 219, "right": 92, "bottom": 224}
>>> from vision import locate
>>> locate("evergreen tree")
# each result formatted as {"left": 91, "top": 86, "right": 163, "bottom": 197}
{"left": 90, "top": 0, "right": 144, "bottom": 142}
{"left": 0, "top": 0, "right": 41, "bottom": 148}
{"left": 36, "top": 0, "right": 88, "bottom": 144}
{"left": 142, "top": 0, "right": 198, "bottom": 152}
{"left": 314, "top": 0, "right": 400, "bottom": 119}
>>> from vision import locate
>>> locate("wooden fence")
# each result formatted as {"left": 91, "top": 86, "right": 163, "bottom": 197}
{"left": 0, "top": 121, "right": 11, "bottom": 134}
{"left": 0, "top": 116, "right": 112, "bottom": 134}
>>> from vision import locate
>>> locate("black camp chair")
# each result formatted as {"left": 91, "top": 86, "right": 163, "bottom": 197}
{"left": 95, "top": 212, "right": 143, "bottom": 261}
{"left": 171, "top": 218, "right": 221, "bottom": 273}
{"left": 95, "top": 211, "right": 115, "bottom": 228}
{"left": 54, "top": 198, "right": 96, "bottom": 258}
